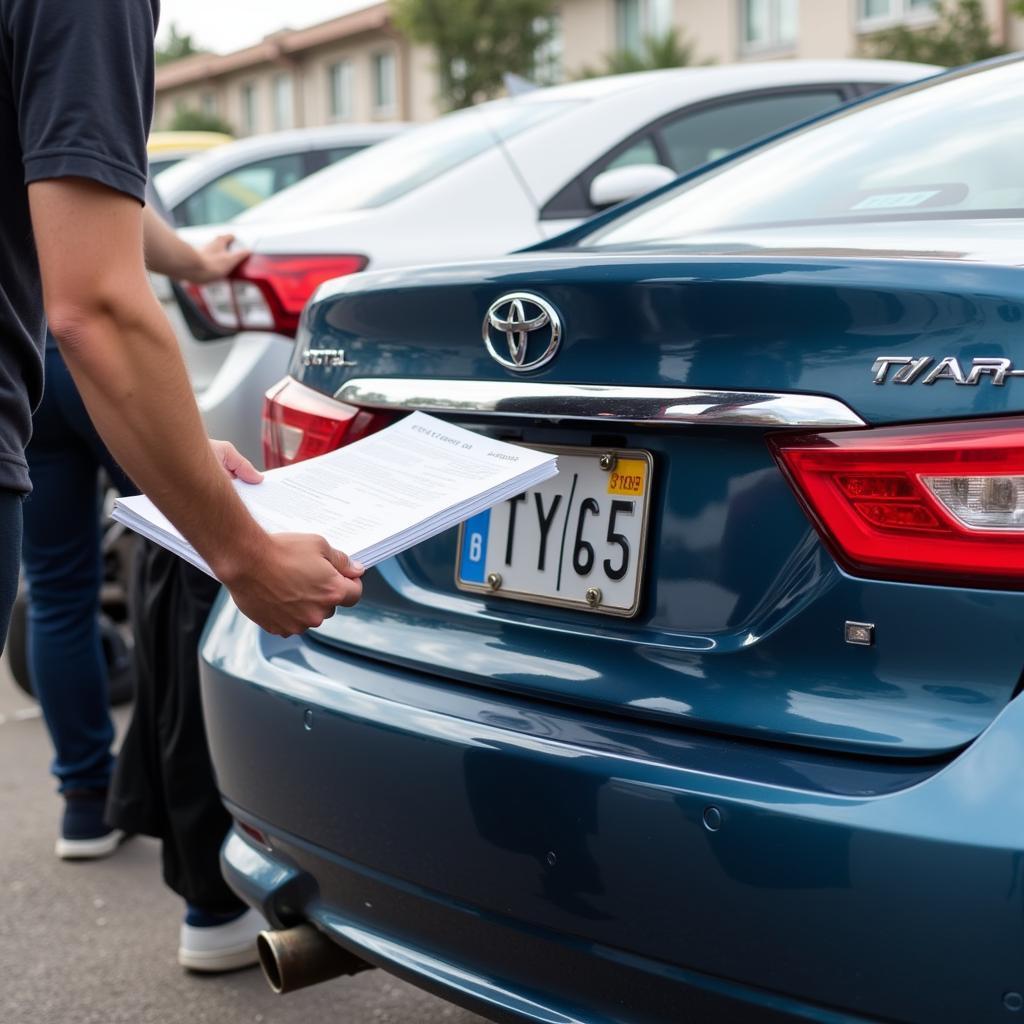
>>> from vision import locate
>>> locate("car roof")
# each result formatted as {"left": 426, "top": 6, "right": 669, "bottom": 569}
{"left": 155, "top": 122, "right": 408, "bottom": 206}
{"left": 511, "top": 59, "right": 940, "bottom": 104}
{"left": 148, "top": 130, "right": 234, "bottom": 154}
{"left": 224, "top": 59, "right": 944, "bottom": 241}
{"left": 555, "top": 54, "right": 1024, "bottom": 261}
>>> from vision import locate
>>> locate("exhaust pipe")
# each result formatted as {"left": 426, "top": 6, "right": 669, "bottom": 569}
{"left": 257, "top": 924, "right": 367, "bottom": 994}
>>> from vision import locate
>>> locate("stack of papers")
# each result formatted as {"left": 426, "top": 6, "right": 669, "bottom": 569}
{"left": 112, "top": 411, "right": 559, "bottom": 579}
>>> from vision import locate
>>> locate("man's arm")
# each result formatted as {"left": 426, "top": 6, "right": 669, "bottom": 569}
{"left": 141, "top": 204, "right": 247, "bottom": 283}
{"left": 30, "top": 178, "right": 362, "bottom": 636}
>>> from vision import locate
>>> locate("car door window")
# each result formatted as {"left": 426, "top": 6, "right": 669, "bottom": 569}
{"left": 176, "top": 153, "right": 307, "bottom": 226}
{"left": 322, "top": 145, "right": 362, "bottom": 166}
{"left": 604, "top": 136, "right": 661, "bottom": 171}
{"left": 541, "top": 87, "right": 853, "bottom": 222}
{"left": 657, "top": 89, "right": 846, "bottom": 176}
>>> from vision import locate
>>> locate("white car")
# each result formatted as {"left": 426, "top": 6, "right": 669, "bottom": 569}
{"left": 154, "top": 122, "right": 407, "bottom": 227}
{"left": 180, "top": 60, "right": 937, "bottom": 465}
{"left": 151, "top": 124, "right": 406, "bottom": 427}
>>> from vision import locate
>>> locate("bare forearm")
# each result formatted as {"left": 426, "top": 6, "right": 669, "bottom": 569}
{"left": 142, "top": 204, "right": 205, "bottom": 279}
{"left": 54, "top": 290, "right": 264, "bottom": 579}
{"left": 29, "top": 178, "right": 360, "bottom": 635}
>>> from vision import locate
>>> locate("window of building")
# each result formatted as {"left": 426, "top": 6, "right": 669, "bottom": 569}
{"left": 858, "top": 0, "right": 936, "bottom": 29}
{"left": 616, "top": 0, "right": 674, "bottom": 56}
{"left": 240, "top": 83, "right": 258, "bottom": 135}
{"left": 741, "top": 0, "right": 799, "bottom": 52}
{"left": 533, "top": 15, "right": 564, "bottom": 85}
{"left": 201, "top": 92, "right": 217, "bottom": 116}
{"left": 272, "top": 73, "right": 294, "bottom": 130}
{"left": 328, "top": 60, "right": 355, "bottom": 120}
{"left": 372, "top": 52, "right": 397, "bottom": 115}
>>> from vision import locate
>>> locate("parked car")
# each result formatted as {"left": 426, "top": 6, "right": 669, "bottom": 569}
{"left": 153, "top": 123, "right": 407, "bottom": 227}
{"left": 179, "top": 60, "right": 935, "bottom": 464}
{"left": 201, "top": 56, "right": 1024, "bottom": 1024}
{"left": 153, "top": 124, "right": 407, "bottom": 459}
{"left": 147, "top": 130, "right": 233, "bottom": 176}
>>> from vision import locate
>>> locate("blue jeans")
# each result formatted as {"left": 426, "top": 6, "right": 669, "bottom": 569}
{"left": 0, "top": 489, "right": 21, "bottom": 653}
{"left": 22, "top": 347, "right": 136, "bottom": 793}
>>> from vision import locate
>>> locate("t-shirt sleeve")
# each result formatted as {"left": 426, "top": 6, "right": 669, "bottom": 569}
{"left": 8, "top": 0, "right": 156, "bottom": 204}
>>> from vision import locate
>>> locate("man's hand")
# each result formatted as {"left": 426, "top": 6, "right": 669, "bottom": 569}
{"left": 207, "top": 439, "right": 363, "bottom": 634}
{"left": 30, "top": 178, "right": 362, "bottom": 639}
{"left": 139, "top": 204, "right": 249, "bottom": 283}
{"left": 209, "top": 439, "right": 263, "bottom": 483}
{"left": 190, "top": 234, "right": 250, "bottom": 284}
{"left": 221, "top": 534, "right": 364, "bottom": 638}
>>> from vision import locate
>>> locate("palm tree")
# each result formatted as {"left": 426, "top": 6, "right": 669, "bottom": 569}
{"left": 580, "top": 28, "right": 709, "bottom": 78}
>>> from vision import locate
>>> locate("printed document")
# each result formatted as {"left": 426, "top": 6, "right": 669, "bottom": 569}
{"left": 112, "top": 412, "right": 559, "bottom": 578}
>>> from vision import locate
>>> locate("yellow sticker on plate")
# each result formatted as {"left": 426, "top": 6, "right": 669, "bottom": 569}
{"left": 607, "top": 458, "right": 647, "bottom": 497}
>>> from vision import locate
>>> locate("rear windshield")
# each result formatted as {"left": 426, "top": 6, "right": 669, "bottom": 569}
{"left": 237, "top": 99, "right": 579, "bottom": 223}
{"left": 585, "top": 60, "right": 1024, "bottom": 248}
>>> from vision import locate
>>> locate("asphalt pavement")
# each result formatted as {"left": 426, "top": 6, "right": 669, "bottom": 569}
{"left": 0, "top": 659, "right": 489, "bottom": 1024}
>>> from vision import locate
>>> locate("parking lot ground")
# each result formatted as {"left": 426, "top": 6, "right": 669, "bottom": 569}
{"left": 0, "top": 662, "right": 489, "bottom": 1024}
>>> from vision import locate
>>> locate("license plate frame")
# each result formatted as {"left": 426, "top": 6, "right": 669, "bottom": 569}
{"left": 454, "top": 444, "right": 654, "bottom": 618}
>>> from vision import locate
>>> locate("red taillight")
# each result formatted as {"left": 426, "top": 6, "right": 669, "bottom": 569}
{"left": 235, "top": 819, "right": 270, "bottom": 849}
{"left": 262, "top": 377, "right": 394, "bottom": 469}
{"left": 183, "top": 253, "right": 367, "bottom": 337}
{"left": 770, "top": 418, "right": 1024, "bottom": 588}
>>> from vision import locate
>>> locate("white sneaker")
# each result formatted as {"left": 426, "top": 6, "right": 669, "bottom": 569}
{"left": 178, "top": 908, "right": 266, "bottom": 973}
{"left": 55, "top": 829, "right": 125, "bottom": 860}
{"left": 55, "top": 791, "right": 126, "bottom": 861}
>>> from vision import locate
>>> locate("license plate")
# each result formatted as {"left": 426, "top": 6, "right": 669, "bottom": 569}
{"left": 456, "top": 446, "right": 653, "bottom": 617}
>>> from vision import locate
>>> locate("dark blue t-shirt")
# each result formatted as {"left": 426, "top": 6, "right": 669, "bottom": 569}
{"left": 0, "top": 0, "right": 158, "bottom": 492}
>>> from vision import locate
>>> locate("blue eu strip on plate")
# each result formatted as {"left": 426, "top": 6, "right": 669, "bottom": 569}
{"left": 458, "top": 510, "right": 491, "bottom": 585}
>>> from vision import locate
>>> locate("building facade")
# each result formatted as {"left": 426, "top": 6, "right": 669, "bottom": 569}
{"left": 154, "top": 4, "right": 439, "bottom": 133}
{"left": 154, "top": 0, "right": 1024, "bottom": 135}
{"left": 560, "top": 0, "right": 1022, "bottom": 69}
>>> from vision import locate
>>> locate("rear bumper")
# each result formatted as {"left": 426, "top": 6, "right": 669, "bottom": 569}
{"left": 202, "top": 601, "right": 1024, "bottom": 1024}
{"left": 193, "top": 331, "right": 293, "bottom": 467}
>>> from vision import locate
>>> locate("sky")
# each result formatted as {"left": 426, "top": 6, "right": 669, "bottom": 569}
{"left": 158, "top": 0, "right": 373, "bottom": 54}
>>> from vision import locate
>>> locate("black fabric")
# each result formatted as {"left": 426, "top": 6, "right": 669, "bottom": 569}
{"left": 0, "top": 0, "right": 158, "bottom": 492}
{"left": 0, "top": 488, "right": 21, "bottom": 652}
{"left": 106, "top": 541, "right": 244, "bottom": 914}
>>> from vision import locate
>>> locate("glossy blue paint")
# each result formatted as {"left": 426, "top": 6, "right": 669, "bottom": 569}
{"left": 202, "top": 608, "right": 1024, "bottom": 1024}
{"left": 206, "top": 57, "right": 1024, "bottom": 1023}
{"left": 288, "top": 247, "right": 1024, "bottom": 757}
{"left": 297, "top": 247, "right": 1024, "bottom": 427}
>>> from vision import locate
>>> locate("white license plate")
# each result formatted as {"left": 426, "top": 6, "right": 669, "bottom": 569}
{"left": 456, "top": 446, "right": 653, "bottom": 617}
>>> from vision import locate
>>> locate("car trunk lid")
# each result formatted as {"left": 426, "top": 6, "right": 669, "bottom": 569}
{"left": 289, "top": 250, "right": 1024, "bottom": 758}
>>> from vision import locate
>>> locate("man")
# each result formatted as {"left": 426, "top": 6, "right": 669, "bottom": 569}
{"left": 24, "top": 206, "right": 251, "bottom": 863}
{"left": 0, "top": 1, "right": 360, "bottom": 652}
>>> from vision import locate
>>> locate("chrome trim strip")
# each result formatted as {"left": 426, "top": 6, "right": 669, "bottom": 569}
{"left": 334, "top": 378, "right": 865, "bottom": 429}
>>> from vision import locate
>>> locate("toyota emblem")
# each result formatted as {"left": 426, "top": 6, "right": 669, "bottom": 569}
{"left": 483, "top": 292, "right": 562, "bottom": 372}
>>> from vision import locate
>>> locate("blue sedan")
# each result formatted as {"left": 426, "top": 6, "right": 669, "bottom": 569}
{"left": 202, "top": 55, "right": 1024, "bottom": 1023}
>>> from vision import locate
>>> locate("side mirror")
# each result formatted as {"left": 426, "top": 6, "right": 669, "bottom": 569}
{"left": 589, "top": 164, "right": 677, "bottom": 209}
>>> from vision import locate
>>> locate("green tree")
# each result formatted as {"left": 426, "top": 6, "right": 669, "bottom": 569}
{"left": 860, "top": 0, "right": 1006, "bottom": 66}
{"left": 579, "top": 28, "right": 707, "bottom": 78}
{"left": 169, "top": 108, "right": 235, "bottom": 135}
{"left": 393, "top": 0, "right": 557, "bottom": 110}
{"left": 157, "top": 22, "right": 205, "bottom": 66}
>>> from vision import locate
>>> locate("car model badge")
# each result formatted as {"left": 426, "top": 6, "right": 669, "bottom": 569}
{"left": 301, "top": 348, "right": 356, "bottom": 368}
{"left": 484, "top": 292, "right": 562, "bottom": 372}
{"left": 872, "top": 355, "right": 1024, "bottom": 385}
